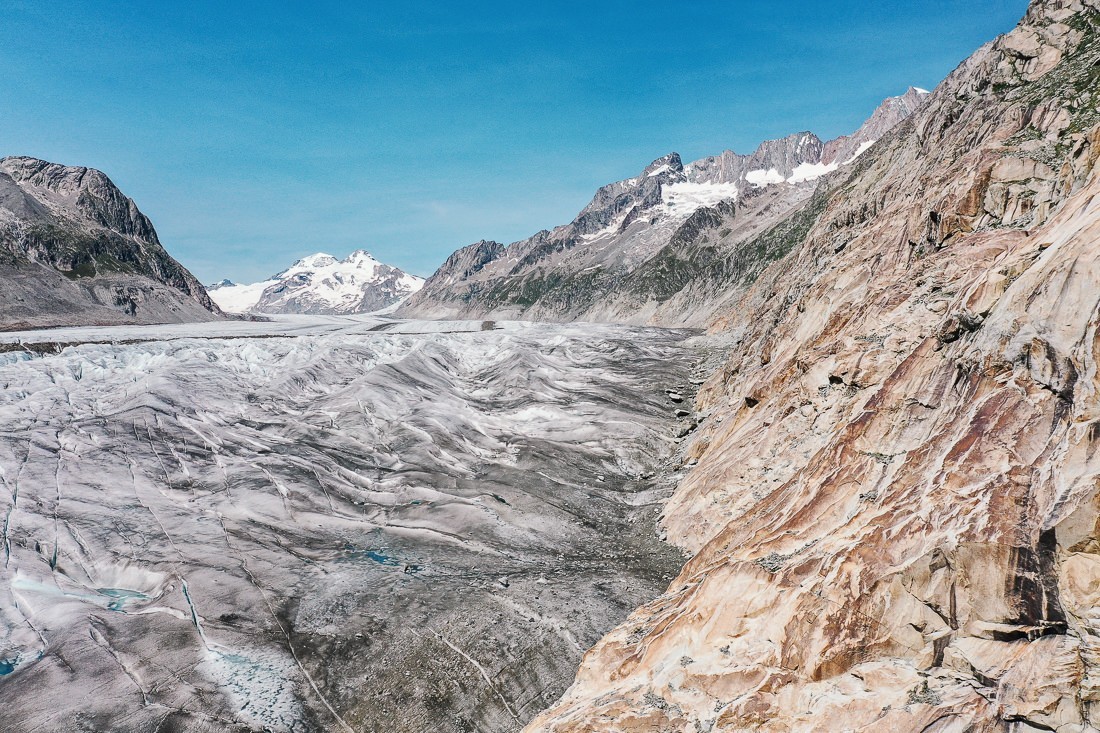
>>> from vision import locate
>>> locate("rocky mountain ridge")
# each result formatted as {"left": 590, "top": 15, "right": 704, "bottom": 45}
{"left": 0, "top": 156, "right": 221, "bottom": 330}
{"left": 208, "top": 250, "right": 424, "bottom": 315}
{"left": 527, "top": 0, "right": 1100, "bottom": 730}
{"left": 399, "top": 88, "right": 930, "bottom": 325}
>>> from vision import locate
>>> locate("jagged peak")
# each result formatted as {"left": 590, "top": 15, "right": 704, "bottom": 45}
{"left": 642, "top": 153, "right": 684, "bottom": 178}
{"left": 430, "top": 239, "right": 506, "bottom": 279}
{"left": 759, "top": 131, "right": 821, "bottom": 150}
{"left": 290, "top": 252, "right": 338, "bottom": 269}
{"left": 0, "top": 155, "right": 160, "bottom": 244}
{"left": 819, "top": 87, "right": 932, "bottom": 166}
{"left": 345, "top": 249, "right": 382, "bottom": 264}
{"left": 748, "top": 131, "right": 823, "bottom": 158}
{"left": 438, "top": 239, "right": 505, "bottom": 266}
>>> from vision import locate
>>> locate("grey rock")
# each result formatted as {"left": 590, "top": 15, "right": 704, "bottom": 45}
{"left": 821, "top": 87, "right": 930, "bottom": 165}
{"left": 0, "top": 156, "right": 221, "bottom": 330}
{"left": 399, "top": 90, "right": 930, "bottom": 327}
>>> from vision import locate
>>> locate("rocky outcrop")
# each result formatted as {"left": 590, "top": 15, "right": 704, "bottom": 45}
{"left": 528, "top": 1, "right": 1100, "bottom": 731}
{"left": 0, "top": 156, "right": 221, "bottom": 330}
{"left": 399, "top": 90, "right": 930, "bottom": 326}
{"left": 822, "top": 86, "right": 930, "bottom": 164}
{"left": 434, "top": 239, "right": 506, "bottom": 284}
{"left": 572, "top": 153, "right": 688, "bottom": 236}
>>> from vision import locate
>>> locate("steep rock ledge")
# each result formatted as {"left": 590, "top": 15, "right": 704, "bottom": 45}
{"left": 528, "top": 1, "right": 1100, "bottom": 731}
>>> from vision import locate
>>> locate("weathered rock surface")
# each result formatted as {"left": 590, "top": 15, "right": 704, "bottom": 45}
{"left": 528, "top": 1, "right": 1100, "bottom": 731}
{"left": 0, "top": 157, "right": 222, "bottom": 330}
{"left": 399, "top": 90, "right": 929, "bottom": 326}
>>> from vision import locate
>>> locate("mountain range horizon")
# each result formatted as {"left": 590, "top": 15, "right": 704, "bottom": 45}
{"left": 0, "top": 1, "right": 1027, "bottom": 287}
{"left": 204, "top": 85, "right": 931, "bottom": 303}
{"left": 0, "top": 84, "right": 932, "bottom": 327}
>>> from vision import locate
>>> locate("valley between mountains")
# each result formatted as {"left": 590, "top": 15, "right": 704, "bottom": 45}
{"left": 0, "top": 317, "right": 699, "bottom": 732}
{"left": 1, "top": 0, "right": 1100, "bottom": 732}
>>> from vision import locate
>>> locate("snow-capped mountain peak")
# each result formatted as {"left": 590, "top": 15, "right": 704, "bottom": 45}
{"left": 286, "top": 252, "right": 339, "bottom": 271}
{"left": 561, "top": 89, "right": 934, "bottom": 249}
{"left": 209, "top": 250, "right": 424, "bottom": 315}
{"left": 401, "top": 87, "right": 934, "bottom": 322}
{"left": 344, "top": 249, "right": 387, "bottom": 269}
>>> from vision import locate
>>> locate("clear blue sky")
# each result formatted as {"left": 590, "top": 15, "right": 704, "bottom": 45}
{"left": 1, "top": 1, "right": 1028, "bottom": 284}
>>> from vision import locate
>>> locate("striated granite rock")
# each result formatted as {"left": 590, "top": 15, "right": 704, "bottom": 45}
{"left": 527, "top": 1, "right": 1100, "bottom": 731}
{"left": 821, "top": 86, "right": 930, "bottom": 165}
{"left": 0, "top": 156, "right": 221, "bottom": 330}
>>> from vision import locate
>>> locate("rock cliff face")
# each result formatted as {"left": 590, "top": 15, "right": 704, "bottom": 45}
{"left": 528, "top": 1, "right": 1100, "bottom": 731}
{"left": 399, "top": 90, "right": 929, "bottom": 326}
{"left": 0, "top": 156, "right": 221, "bottom": 330}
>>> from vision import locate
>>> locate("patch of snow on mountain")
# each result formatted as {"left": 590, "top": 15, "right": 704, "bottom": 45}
{"left": 843, "top": 140, "right": 877, "bottom": 165}
{"left": 291, "top": 253, "right": 339, "bottom": 269}
{"left": 745, "top": 169, "right": 785, "bottom": 187}
{"left": 787, "top": 160, "right": 839, "bottom": 184}
{"left": 662, "top": 181, "right": 740, "bottom": 215}
{"left": 583, "top": 207, "right": 638, "bottom": 240}
{"left": 208, "top": 280, "right": 277, "bottom": 314}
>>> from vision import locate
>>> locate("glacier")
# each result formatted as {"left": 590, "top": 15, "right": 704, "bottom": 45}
{"left": 0, "top": 315, "right": 697, "bottom": 732}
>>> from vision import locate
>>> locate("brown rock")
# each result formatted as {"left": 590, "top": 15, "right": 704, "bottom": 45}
{"left": 527, "top": 2, "right": 1100, "bottom": 732}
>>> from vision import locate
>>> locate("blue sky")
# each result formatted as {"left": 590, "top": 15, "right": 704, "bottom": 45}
{"left": 1, "top": 1, "right": 1028, "bottom": 284}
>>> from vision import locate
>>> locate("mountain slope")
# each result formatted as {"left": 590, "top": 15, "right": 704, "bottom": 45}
{"left": 0, "top": 157, "right": 221, "bottom": 330}
{"left": 528, "top": 1, "right": 1100, "bottom": 731}
{"left": 210, "top": 250, "right": 424, "bottom": 315}
{"left": 399, "top": 88, "right": 929, "bottom": 326}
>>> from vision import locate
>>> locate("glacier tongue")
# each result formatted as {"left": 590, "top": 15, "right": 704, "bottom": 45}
{"left": 0, "top": 316, "right": 695, "bottom": 732}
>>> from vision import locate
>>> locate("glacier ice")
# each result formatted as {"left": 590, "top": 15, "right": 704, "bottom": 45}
{"left": 0, "top": 315, "right": 695, "bottom": 731}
